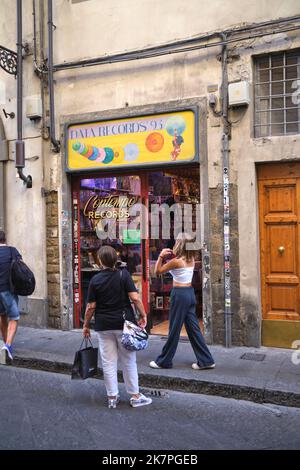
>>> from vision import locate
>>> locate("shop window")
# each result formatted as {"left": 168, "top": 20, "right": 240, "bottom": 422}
{"left": 78, "top": 175, "right": 142, "bottom": 322}
{"left": 148, "top": 169, "right": 202, "bottom": 335}
{"left": 73, "top": 168, "right": 202, "bottom": 335}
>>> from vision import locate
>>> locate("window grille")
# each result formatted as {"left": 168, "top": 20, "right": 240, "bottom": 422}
{"left": 254, "top": 50, "right": 300, "bottom": 137}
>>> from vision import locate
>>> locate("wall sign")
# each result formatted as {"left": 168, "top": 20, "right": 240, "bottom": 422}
{"left": 83, "top": 195, "right": 138, "bottom": 220}
{"left": 66, "top": 109, "right": 197, "bottom": 171}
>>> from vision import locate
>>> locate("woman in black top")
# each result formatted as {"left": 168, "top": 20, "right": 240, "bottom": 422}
{"left": 83, "top": 246, "right": 152, "bottom": 409}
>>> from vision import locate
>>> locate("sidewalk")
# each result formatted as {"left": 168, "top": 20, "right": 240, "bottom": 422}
{"left": 4, "top": 326, "right": 300, "bottom": 407}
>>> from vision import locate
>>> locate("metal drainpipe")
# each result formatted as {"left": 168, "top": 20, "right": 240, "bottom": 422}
{"left": 16, "top": 0, "right": 32, "bottom": 188}
{"left": 0, "top": 117, "right": 8, "bottom": 231}
{"left": 33, "top": 0, "right": 44, "bottom": 76}
{"left": 219, "top": 33, "right": 232, "bottom": 348}
{"left": 47, "top": 0, "right": 60, "bottom": 152}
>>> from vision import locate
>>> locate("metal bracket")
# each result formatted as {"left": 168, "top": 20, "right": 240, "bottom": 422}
{"left": 0, "top": 45, "right": 17, "bottom": 75}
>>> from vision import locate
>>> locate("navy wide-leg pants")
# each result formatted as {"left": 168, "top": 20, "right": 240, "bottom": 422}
{"left": 155, "top": 287, "right": 214, "bottom": 368}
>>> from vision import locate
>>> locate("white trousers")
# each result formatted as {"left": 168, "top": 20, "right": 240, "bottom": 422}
{"left": 97, "top": 330, "right": 139, "bottom": 396}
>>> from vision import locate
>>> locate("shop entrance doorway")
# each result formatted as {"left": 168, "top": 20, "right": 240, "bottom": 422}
{"left": 72, "top": 167, "right": 202, "bottom": 336}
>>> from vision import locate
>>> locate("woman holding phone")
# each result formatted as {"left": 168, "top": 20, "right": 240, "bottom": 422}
{"left": 150, "top": 235, "right": 215, "bottom": 370}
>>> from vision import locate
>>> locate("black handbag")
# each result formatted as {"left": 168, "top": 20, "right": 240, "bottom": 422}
{"left": 71, "top": 337, "right": 98, "bottom": 380}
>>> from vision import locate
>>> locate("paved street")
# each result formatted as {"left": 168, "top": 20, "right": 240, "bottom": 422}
{"left": 0, "top": 365, "right": 300, "bottom": 450}
{"left": 10, "top": 327, "right": 300, "bottom": 407}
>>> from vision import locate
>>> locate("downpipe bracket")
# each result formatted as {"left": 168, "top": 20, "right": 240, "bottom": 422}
{"left": 15, "top": 140, "right": 32, "bottom": 188}
{"left": 17, "top": 168, "right": 32, "bottom": 189}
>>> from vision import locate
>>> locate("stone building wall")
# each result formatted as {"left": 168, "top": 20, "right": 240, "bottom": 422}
{"left": 46, "top": 191, "right": 61, "bottom": 329}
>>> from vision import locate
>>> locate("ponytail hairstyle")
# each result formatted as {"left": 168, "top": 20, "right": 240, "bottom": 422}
{"left": 172, "top": 233, "right": 198, "bottom": 262}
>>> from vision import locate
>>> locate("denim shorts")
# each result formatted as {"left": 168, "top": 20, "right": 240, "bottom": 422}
{"left": 0, "top": 291, "right": 20, "bottom": 321}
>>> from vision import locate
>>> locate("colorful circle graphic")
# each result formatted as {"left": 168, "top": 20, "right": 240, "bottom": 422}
{"left": 95, "top": 147, "right": 106, "bottom": 162}
{"left": 72, "top": 142, "right": 81, "bottom": 152}
{"left": 89, "top": 147, "right": 100, "bottom": 160}
{"left": 145, "top": 132, "right": 164, "bottom": 153}
{"left": 165, "top": 115, "right": 186, "bottom": 136}
{"left": 103, "top": 147, "right": 114, "bottom": 164}
{"left": 80, "top": 144, "right": 89, "bottom": 156}
{"left": 113, "top": 146, "right": 125, "bottom": 159}
{"left": 124, "top": 143, "right": 139, "bottom": 162}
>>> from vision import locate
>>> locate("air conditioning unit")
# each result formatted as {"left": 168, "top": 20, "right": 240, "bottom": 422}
{"left": 228, "top": 81, "right": 250, "bottom": 107}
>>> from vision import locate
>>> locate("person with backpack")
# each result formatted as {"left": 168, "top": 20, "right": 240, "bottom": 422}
{"left": 0, "top": 230, "right": 22, "bottom": 361}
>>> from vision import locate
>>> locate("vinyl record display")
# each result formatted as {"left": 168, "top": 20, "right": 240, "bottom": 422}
{"left": 145, "top": 132, "right": 164, "bottom": 153}
{"left": 124, "top": 143, "right": 139, "bottom": 162}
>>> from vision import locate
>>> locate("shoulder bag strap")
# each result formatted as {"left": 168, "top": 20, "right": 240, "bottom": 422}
{"left": 10, "top": 247, "right": 16, "bottom": 261}
{"left": 9, "top": 247, "right": 16, "bottom": 294}
{"left": 119, "top": 269, "right": 128, "bottom": 321}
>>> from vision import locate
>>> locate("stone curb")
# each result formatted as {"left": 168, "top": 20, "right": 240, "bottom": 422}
{"left": 11, "top": 355, "right": 300, "bottom": 408}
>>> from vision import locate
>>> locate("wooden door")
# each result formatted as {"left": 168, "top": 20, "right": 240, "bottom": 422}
{"left": 258, "top": 163, "right": 300, "bottom": 347}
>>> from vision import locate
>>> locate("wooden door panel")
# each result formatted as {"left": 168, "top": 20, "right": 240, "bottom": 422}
{"left": 268, "top": 225, "right": 296, "bottom": 274}
{"left": 258, "top": 167, "right": 300, "bottom": 324}
{"left": 267, "top": 185, "right": 295, "bottom": 214}
{"left": 266, "top": 275, "right": 299, "bottom": 284}
{"left": 265, "top": 181, "right": 296, "bottom": 214}
{"left": 258, "top": 162, "right": 300, "bottom": 179}
{"left": 266, "top": 285, "right": 299, "bottom": 320}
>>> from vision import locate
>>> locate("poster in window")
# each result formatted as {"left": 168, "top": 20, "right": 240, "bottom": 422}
{"left": 164, "top": 296, "right": 171, "bottom": 310}
{"left": 156, "top": 296, "right": 164, "bottom": 310}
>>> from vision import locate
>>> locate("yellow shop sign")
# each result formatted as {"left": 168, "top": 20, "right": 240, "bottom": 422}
{"left": 66, "top": 109, "right": 197, "bottom": 171}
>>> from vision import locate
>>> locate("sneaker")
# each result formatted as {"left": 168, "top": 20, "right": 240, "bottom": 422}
{"left": 149, "top": 361, "right": 161, "bottom": 369}
{"left": 192, "top": 362, "right": 215, "bottom": 370}
{"left": 107, "top": 394, "right": 120, "bottom": 409}
{"left": 1, "top": 344, "right": 13, "bottom": 361}
{"left": 130, "top": 393, "right": 152, "bottom": 408}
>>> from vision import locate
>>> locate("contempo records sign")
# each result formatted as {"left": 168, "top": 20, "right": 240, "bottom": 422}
{"left": 66, "top": 109, "right": 198, "bottom": 171}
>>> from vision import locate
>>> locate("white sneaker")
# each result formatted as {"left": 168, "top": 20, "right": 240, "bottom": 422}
{"left": 149, "top": 361, "right": 161, "bottom": 369}
{"left": 130, "top": 393, "right": 152, "bottom": 408}
{"left": 107, "top": 394, "right": 120, "bottom": 409}
{"left": 192, "top": 363, "right": 215, "bottom": 370}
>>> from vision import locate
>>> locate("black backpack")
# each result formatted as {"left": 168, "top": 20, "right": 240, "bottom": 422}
{"left": 10, "top": 248, "right": 36, "bottom": 296}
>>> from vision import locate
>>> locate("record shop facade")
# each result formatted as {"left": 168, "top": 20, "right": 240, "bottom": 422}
{"left": 61, "top": 101, "right": 211, "bottom": 340}
{"left": 1, "top": 1, "right": 300, "bottom": 348}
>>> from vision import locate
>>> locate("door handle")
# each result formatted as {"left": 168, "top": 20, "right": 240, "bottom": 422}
{"left": 278, "top": 246, "right": 285, "bottom": 254}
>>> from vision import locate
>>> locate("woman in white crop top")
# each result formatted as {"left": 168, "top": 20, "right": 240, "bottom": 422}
{"left": 149, "top": 235, "right": 215, "bottom": 371}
